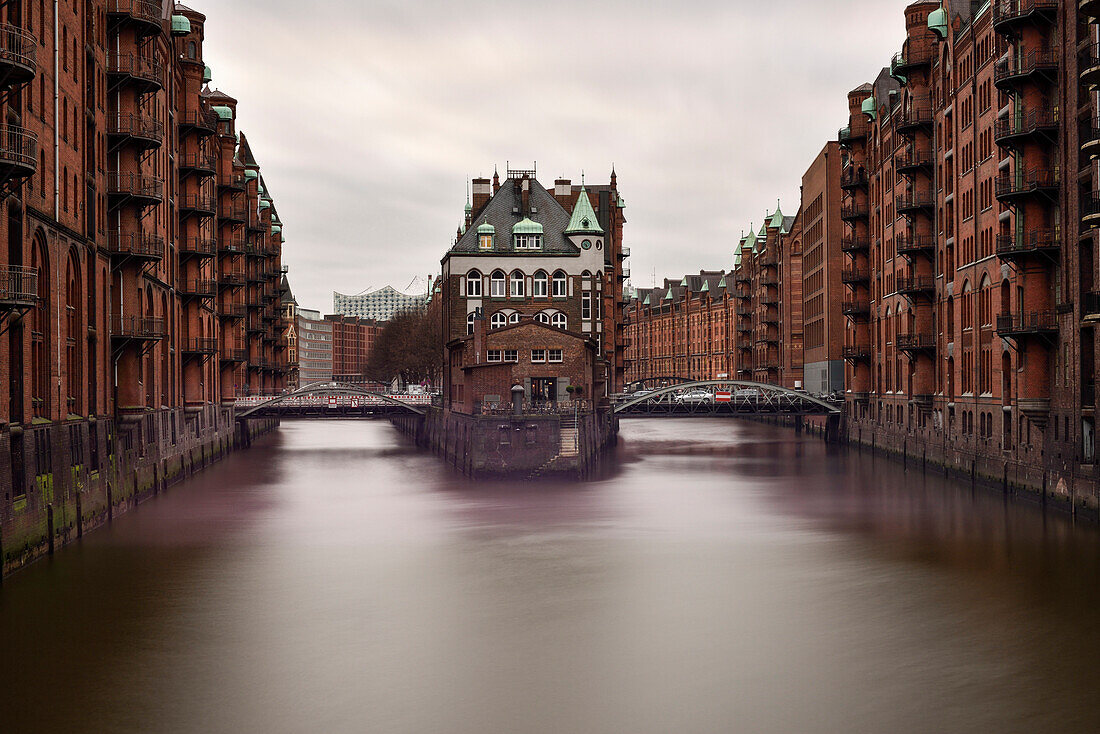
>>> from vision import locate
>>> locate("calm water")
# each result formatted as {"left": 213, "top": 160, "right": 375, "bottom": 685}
{"left": 2, "top": 419, "right": 1100, "bottom": 733}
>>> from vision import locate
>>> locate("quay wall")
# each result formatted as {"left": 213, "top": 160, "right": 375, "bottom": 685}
{"left": 1, "top": 408, "right": 279, "bottom": 578}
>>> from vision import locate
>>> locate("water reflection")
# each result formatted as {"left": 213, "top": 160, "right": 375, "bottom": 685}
{"left": 1, "top": 418, "right": 1099, "bottom": 734}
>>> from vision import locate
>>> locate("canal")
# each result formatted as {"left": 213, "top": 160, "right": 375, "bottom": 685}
{"left": 2, "top": 419, "right": 1100, "bottom": 733}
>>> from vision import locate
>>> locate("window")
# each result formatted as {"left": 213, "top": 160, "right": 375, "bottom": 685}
{"left": 551, "top": 312, "right": 567, "bottom": 330}
{"left": 490, "top": 312, "right": 507, "bottom": 329}
{"left": 515, "top": 234, "right": 542, "bottom": 250}
{"left": 479, "top": 234, "right": 493, "bottom": 250}
{"left": 548, "top": 349, "right": 563, "bottom": 363}
{"left": 532, "top": 349, "right": 547, "bottom": 363}
{"left": 536, "top": 312, "right": 550, "bottom": 325}
{"left": 490, "top": 270, "right": 506, "bottom": 297}
{"left": 503, "top": 350, "right": 518, "bottom": 362}
{"left": 510, "top": 270, "right": 525, "bottom": 298}
{"left": 466, "top": 312, "right": 476, "bottom": 335}
{"left": 552, "top": 271, "right": 568, "bottom": 297}
{"left": 466, "top": 270, "right": 482, "bottom": 297}
{"left": 533, "top": 270, "right": 548, "bottom": 298}
{"left": 487, "top": 350, "right": 502, "bottom": 362}
{"left": 581, "top": 292, "right": 592, "bottom": 320}
{"left": 508, "top": 312, "right": 520, "bottom": 324}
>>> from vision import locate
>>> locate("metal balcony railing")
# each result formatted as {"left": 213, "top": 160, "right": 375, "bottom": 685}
{"left": 0, "top": 125, "right": 39, "bottom": 173}
{"left": 994, "top": 108, "right": 1058, "bottom": 145}
{"left": 179, "top": 110, "right": 218, "bottom": 133}
{"left": 107, "top": 53, "right": 163, "bottom": 87}
{"left": 107, "top": 232, "right": 165, "bottom": 260}
{"left": 106, "top": 0, "right": 163, "bottom": 31}
{"left": 180, "top": 238, "right": 217, "bottom": 257}
{"left": 896, "top": 333, "right": 936, "bottom": 352}
{"left": 0, "top": 265, "right": 38, "bottom": 306}
{"left": 111, "top": 314, "right": 166, "bottom": 340}
{"left": 996, "top": 311, "right": 1058, "bottom": 336}
{"left": 841, "top": 236, "right": 870, "bottom": 253}
{"left": 0, "top": 23, "right": 37, "bottom": 82}
{"left": 896, "top": 234, "right": 936, "bottom": 256}
{"left": 994, "top": 49, "right": 1058, "bottom": 89}
{"left": 179, "top": 152, "right": 217, "bottom": 173}
{"left": 841, "top": 268, "right": 870, "bottom": 284}
{"left": 181, "top": 338, "right": 218, "bottom": 355}
{"left": 107, "top": 113, "right": 164, "bottom": 146}
{"left": 995, "top": 229, "right": 1059, "bottom": 259}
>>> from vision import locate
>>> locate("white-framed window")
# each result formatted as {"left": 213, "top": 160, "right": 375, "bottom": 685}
{"left": 536, "top": 312, "right": 550, "bottom": 325}
{"left": 466, "top": 270, "right": 482, "bottom": 297}
{"left": 503, "top": 349, "right": 518, "bottom": 362}
{"left": 508, "top": 311, "right": 521, "bottom": 324}
{"left": 552, "top": 271, "right": 568, "bottom": 297}
{"left": 479, "top": 234, "right": 493, "bottom": 250}
{"left": 510, "top": 270, "right": 525, "bottom": 298}
{"left": 490, "top": 312, "right": 507, "bottom": 329}
{"left": 514, "top": 234, "right": 543, "bottom": 250}
{"left": 551, "top": 312, "right": 567, "bottom": 330}
{"left": 532, "top": 349, "right": 547, "bottom": 363}
{"left": 466, "top": 312, "right": 476, "bottom": 335}
{"left": 548, "top": 349, "right": 563, "bottom": 363}
{"left": 490, "top": 270, "right": 506, "bottom": 297}
{"left": 487, "top": 349, "right": 502, "bottom": 362}
{"left": 533, "top": 270, "right": 548, "bottom": 298}
{"left": 581, "top": 292, "right": 592, "bottom": 320}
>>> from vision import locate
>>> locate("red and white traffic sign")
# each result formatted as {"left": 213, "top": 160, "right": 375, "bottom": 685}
{"left": 328, "top": 396, "right": 338, "bottom": 409}
{"left": 716, "top": 391, "right": 731, "bottom": 403}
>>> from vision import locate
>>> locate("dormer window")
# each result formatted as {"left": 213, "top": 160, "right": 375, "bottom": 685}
{"left": 479, "top": 234, "right": 493, "bottom": 250}
{"left": 514, "top": 234, "right": 542, "bottom": 250}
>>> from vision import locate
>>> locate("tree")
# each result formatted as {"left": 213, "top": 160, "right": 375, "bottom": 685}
{"left": 365, "top": 303, "right": 442, "bottom": 387}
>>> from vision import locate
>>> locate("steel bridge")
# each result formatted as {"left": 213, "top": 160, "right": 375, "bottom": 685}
{"left": 235, "top": 383, "right": 428, "bottom": 419}
{"left": 613, "top": 380, "right": 842, "bottom": 418}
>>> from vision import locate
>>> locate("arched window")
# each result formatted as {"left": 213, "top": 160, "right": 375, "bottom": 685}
{"left": 66, "top": 251, "right": 83, "bottom": 414}
{"left": 509, "top": 311, "right": 521, "bottom": 324}
{"left": 510, "top": 270, "right": 524, "bottom": 298}
{"left": 466, "top": 270, "right": 482, "bottom": 297}
{"left": 536, "top": 311, "right": 551, "bottom": 325}
{"left": 31, "top": 234, "right": 49, "bottom": 419}
{"left": 551, "top": 312, "right": 567, "bottom": 330}
{"left": 490, "top": 312, "right": 507, "bottom": 329}
{"left": 532, "top": 270, "right": 548, "bottom": 298}
{"left": 187, "top": 41, "right": 197, "bottom": 60}
{"left": 979, "top": 274, "right": 991, "bottom": 326}
{"left": 466, "top": 312, "right": 476, "bottom": 335}
{"left": 490, "top": 270, "right": 506, "bottom": 297}
{"left": 552, "top": 270, "right": 567, "bottom": 297}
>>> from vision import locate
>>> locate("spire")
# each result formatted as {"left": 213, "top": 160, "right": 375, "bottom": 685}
{"left": 565, "top": 186, "right": 604, "bottom": 235}
{"left": 768, "top": 202, "right": 784, "bottom": 229}
{"left": 610, "top": 164, "right": 617, "bottom": 189}
{"left": 492, "top": 166, "right": 500, "bottom": 193}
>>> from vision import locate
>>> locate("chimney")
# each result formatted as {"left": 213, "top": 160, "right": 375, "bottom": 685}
{"left": 471, "top": 178, "right": 491, "bottom": 216}
{"left": 521, "top": 176, "right": 530, "bottom": 216}
{"left": 554, "top": 178, "right": 571, "bottom": 208}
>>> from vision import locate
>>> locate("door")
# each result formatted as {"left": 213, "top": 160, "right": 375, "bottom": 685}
{"left": 531, "top": 378, "right": 557, "bottom": 406}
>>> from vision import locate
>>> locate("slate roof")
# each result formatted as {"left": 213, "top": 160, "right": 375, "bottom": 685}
{"left": 452, "top": 178, "right": 579, "bottom": 256}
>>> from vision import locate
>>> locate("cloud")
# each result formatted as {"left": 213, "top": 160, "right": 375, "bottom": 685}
{"left": 197, "top": 0, "right": 907, "bottom": 308}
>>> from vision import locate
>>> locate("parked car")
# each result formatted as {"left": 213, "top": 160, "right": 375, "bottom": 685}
{"left": 674, "top": 389, "right": 714, "bottom": 404}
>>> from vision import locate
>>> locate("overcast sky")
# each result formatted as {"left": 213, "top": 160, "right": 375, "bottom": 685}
{"left": 199, "top": 0, "right": 907, "bottom": 312}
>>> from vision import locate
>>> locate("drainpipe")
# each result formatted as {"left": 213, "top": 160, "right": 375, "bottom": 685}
{"left": 54, "top": 0, "right": 62, "bottom": 412}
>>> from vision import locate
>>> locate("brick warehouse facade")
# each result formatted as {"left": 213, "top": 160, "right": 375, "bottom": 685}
{"left": 0, "top": 2, "right": 287, "bottom": 574}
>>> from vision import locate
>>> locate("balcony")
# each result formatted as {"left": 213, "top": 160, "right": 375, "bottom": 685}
{"left": 106, "top": 53, "right": 163, "bottom": 92}
{"left": 895, "top": 106, "right": 934, "bottom": 134}
{"left": 247, "top": 215, "right": 267, "bottom": 233}
{"left": 107, "top": 173, "right": 163, "bottom": 208}
{"left": 246, "top": 319, "right": 264, "bottom": 334}
{"left": 179, "top": 238, "right": 216, "bottom": 258}
{"left": 896, "top": 234, "right": 935, "bottom": 257}
{"left": 1083, "top": 192, "right": 1100, "bottom": 229}
{"left": 841, "top": 203, "right": 869, "bottom": 222}
{"left": 838, "top": 125, "right": 868, "bottom": 146}
{"left": 618, "top": 246, "right": 630, "bottom": 258}
{"left": 891, "top": 48, "right": 932, "bottom": 78}
{"left": 896, "top": 333, "right": 936, "bottom": 355}
{"left": 842, "top": 300, "right": 871, "bottom": 318}
{"left": 0, "top": 265, "right": 38, "bottom": 309}
{"left": 181, "top": 338, "right": 218, "bottom": 356}
{"left": 1082, "top": 119, "right": 1100, "bottom": 160}
{"left": 179, "top": 193, "right": 217, "bottom": 216}
{"left": 994, "top": 49, "right": 1058, "bottom": 92}
{"left": 219, "top": 173, "right": 247, "bottom": 191}
{"left": 843, "top": 344, "right": 872, "bottom": 362}
{"left": 107, "top": 232, "right": 164, "bottom": 262}
{"left": 995, "top": 229, "right": 1059, "bottom": 261}
{"left": 0, "top": 125, "right": 38, "bottom": 183}
{"left": 995, "top": 168, "right": 1058, "bottom": 206}
{"left": 840, "top": 167, "right": 869, "bottom": 190}
{"left": 0, "top": 24, "right": 37, "bottom": 88}
{"left": 220, "top": 349, "right": 247, "bottom": 364}
{"left": 106, "top": 0, "right": 164, "bottom": 37}
{"left": 179, "top": 110, "right": 217, "bottom": 136}
{"left": 896, "top": 190, "right": 935, "bottom": 215}
{"left": 218, "top": 269, "right": 246, "bottom": 288}
{"left": 1085, "top": 292, "right": 1100, "bottom": 321}
{"left": 897, "top": 275, "right": 936, "bottom": 298}
{"left": 841, "top": 268, "right": 870, "bottom": 284}
{"left": 841, "top": 236, "right": 870, "bottom": 253}
{"left": 760, "top": 275, "right": 779, "bottom": 288}
{"left": 895, "top": 148, "right": 934, "bottom": 174}
{"left": 994, "top": 109, "right": 1058, "bottom": 149}
{"left": 1085, "top": 0, "right": 1100, "bottom": 20}
{"left": 107, "top": 113, "right": 164, "bottom": 150}
{"left": 760, "top": 296, "right": 779, "bottom": 307}
{"left": 179, "top": 279, "right": 216, "bottom": 299}
{"left": 219, "top": 203, "right": 247, "bottom": 223}
{"left": 734, "top": 272, "right": 750, "bottom": 285}
{"left": 179, "top": 152, "right": 217, "bottom": 176}
{"left": 996, "top": 311, "right": 1058, "bottom": 338}
{"left": 111, "top": 315, "right": 166, "bottom": 341}
{"left": 219, "top": 238, "right": 246, "bottom": 255}
{"left": 755, "top": 333, "right": 780, "bottom": 345}
{"left": 219, "top": 303, "right": 247, "bottom": 321}
{"left": 991, "top": 0, "right": 1057, "bottom": 35}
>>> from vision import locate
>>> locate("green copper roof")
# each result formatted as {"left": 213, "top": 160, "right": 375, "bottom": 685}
{"left": 212, "top": 105, "right": 233, "bottom": 121}
{"left": 171, "top": 14, "right": 191, "bottom": 36}
{"left": 768, "top": 206, "right": 784, "bottom": 229}
{"left": 565, "top": 188, "right": 604, "bottom": 235}
{"left": 271, "top": 225, "right": 282, "bottom": 235}
{"left": 260, "top": 199, "right": 271, "bottom": 210}
{"left": 734, "top": 252, "right": 742, "bottom": 267}
{"left": 664, "top": 289, "right": 673, "bottom": 301}
{"left": 512, "top": 217, "right": 544, "bottom": 235}
{"left": 718, "top": 275, "right": 728, "bottom": 288}
{"left": 477, "top": 220, "right": 495, "bottom": 235}
{"left": 700, "top": 281, "right": 710, "bottom": 293}
{"left": 244, "top": 169, "right": 259, "bottom": 180}
{"left": 928, "top": 7, "right": 948, "bottom": 39}
{"left": 642, "top": 294, "right": 651, "bottom": 306}
{"left": 861, "top": 95, "right": 877, "bottom": 121}
{"left": 617, "top": 195, "right": 626, "bottom": 208}
{"left": 203, "top": 65, "right": 212, "bottom": 83}
{"left": 680, "top": 277, "right": 688, "bottom": 287}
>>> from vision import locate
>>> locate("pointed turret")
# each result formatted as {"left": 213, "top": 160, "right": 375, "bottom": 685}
{"left": 565, "top": 187, "right": 604, "bottom": 235}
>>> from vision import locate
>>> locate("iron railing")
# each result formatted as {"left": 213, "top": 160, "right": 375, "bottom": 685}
{"left": 0, "top": 125, "right": 38, "bottom": 170}
{"left": 111, "top": 314, "right": 166, "bottom": 340}
{"left": 0, "top": 23, "right": 37, "bottom": 76}
{"left": 107, "top": 232, "right": 164, "bottom": 259}
{"left": 0, "top": 265, "right": 38, "bottom": 304}
{"left": 996, "top": 311, "right": 1058, "bottom": 334}
{"left": 107, "top": 53, "right": 163, "bottom": 86}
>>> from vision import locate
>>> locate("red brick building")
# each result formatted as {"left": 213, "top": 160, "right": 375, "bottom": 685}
{"left": 802, "top": 142, "right": 846, "bottom": 395}
{"left": 326, "top": 314, "right": 383, "bottom": 386}
{"left": 0, "top": 2, "right": 288, "bottom": 567}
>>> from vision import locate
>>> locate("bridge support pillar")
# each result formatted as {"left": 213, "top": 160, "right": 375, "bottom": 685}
{"left": 794, "top": 416, "right": 803, "bottom": 435}
{"left": 824, "top": 414, "right": 842, "bottom": 445}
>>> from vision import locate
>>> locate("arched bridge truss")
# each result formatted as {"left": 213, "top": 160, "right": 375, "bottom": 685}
{"left": 614, "top": 380, "right": 843, "bottom": 417}
{"left": 623, "top": 376, "right": 694, "bottom": 393}
{"left": 236, "top": 384, "right": 427, "bottom": 419}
